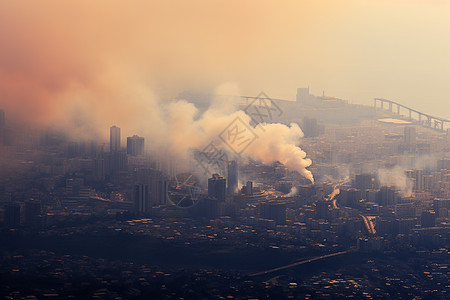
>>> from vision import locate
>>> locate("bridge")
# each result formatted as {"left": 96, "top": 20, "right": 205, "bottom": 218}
{"left": 374, "top": 98, "right": 450, "bottom": 132}
{"left": 249, "top": 249, "right": 354, "bottom": 277}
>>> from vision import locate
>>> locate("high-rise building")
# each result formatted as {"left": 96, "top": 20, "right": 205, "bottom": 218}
{"left": 395, "top": 203, "right": 416, "bottom": 218}
{"left": 0, "top": 109, "right": 5, "bottom": 128}
{"left": 148, "top": 171, "right": 168, "bottom": 205}
{"left": 261, "top": 201, "right": 287, "bottom": 225}
{"left": 134, "top": 168, "right": 168, "bottom": 205}
{"left": 106, "top": 151, "right": 127, "bottom": 175}
{"left": 302, "top": 117, "right": 322, "bottom": 138}
{"left": 433, "top": 198, "right": 450, "bottom": 218}
{"left": 377, "top": 186, "right": 397, "bottom": 206}
{"left": 67, "top": 141, "right": 79, "bottom": 158}
{"left": 277, "top": 181, "right": 293, "bottom": 194}
{"left": 0, "top": 109, "right": 5, "bottom": 145}
{"left": 423, "top": 175, "right": 433, "bottom": 192}
{"left": 24, "top": 200, "right": 41, "bottom": 228}
{"left": 404, "top": 126, "right": 416, "bottom": 144}
{"left": 195, "top": 196, "right": 219, "bottom": 218}
{"left": 339, "top": 188, "right": 363, "bottom": 207}
{"left": 93, "top": 158, "right": 105, "bottom": 181}
{"left": 241, "top": 181, "right": 253, "bottom": 195}
{"left": 208, "top": 174, "right": 226, "bottom": 202}
{"left": 127, "top": 135, "right": 144, "bottom": 156}
{"left": 354, "top": 174, "right": 376, "bottom": 190}
{"left": 134, "top": 184, "right": 149, "bottom": 214}
{"left": 421, "top": 210, "right": 436, "bottom": 228}
{"left": 437, "top": 158, "right": 450, "bottom": 171}
{"left": 433, "top": 198, "right": 450, "bottom": 211}
{"left": 413, "top": 169, "right": 424, "bottom": 192}
{"left": 110, "top": 125, "right": 121, "bottom": 152}
{"left": 65, "top": 178, "right": 91, "bottom": 201}
{"left": 227, "top": 160, "right": 238, "bottom": 195}
{"left": 4, "top": 203, "right": 21, "bottom": 228}
{"left": 315, "top": 200, "right": 329, "bottom": 219}
{"left": 397, "top": 218, "right": 417, "bottom": 234}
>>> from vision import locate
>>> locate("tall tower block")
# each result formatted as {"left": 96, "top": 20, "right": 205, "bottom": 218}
{"left": 110, "top": 125, "right": 121, "bottom": 152}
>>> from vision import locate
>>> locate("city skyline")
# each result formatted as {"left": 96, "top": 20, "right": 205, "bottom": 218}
{"left": 0, "top": 1, "right": 449, "bottom": 299}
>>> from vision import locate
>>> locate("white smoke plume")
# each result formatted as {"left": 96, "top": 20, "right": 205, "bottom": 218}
{"left": 286, "top": 186, "right": 298, "bottom": 197}
{"left": 377, "top": 166, "right": 413, "bottom": 196}
{"left": 247, "top": 123, "right": 313, "bottom": 183}
{"left": 151, "top": 86, "right": 314, "bottom": 183}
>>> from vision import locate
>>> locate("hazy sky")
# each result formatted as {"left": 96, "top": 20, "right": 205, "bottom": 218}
{"left": 1, "top": 0, "right": 450, "bottom": 124}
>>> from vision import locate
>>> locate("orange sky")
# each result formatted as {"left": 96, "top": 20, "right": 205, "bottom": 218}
{"left": 1, "top": 0, "right": 450, "bottom": 127}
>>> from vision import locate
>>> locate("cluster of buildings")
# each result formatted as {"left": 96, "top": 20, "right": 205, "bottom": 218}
{"left": 1, "top": 109, "right": 448, "bottom": 253}
{"left": 0, "top": 89, "right": 449, "bottom": 298}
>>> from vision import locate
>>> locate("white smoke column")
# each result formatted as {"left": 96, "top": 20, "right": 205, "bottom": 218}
{"left": 148, "top": 93, "right": 247, "bottom": 172}
{"left": 146, "top": 96, "right": 314, "bottom": 184}
{"left": 246, "top": 123, "right": 314, "bottom": 183}
{"left": 377, "top": 166, "right": 413, "bottom": 196}
{"left": 286, "top": 186, "right": 298, "bottom": 196}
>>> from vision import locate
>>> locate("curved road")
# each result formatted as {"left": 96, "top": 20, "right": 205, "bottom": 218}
{"left": 249, "top": 249, "right": 354, "bottom": 277}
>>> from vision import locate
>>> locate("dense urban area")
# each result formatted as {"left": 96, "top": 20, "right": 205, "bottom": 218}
{"left": 0, "top": 89, "right": 449, "bottom": 299}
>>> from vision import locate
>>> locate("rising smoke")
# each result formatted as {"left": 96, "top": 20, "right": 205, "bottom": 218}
{"left": 247, "top": 122, "right": 313, "bottom": 183}
{"left": 285, "top": 186, "right": 298, "bottom": 197}
{"left": 0, "top": 1, "right": 314, "bottom": 183}
{"left": 377, "top": 166, "right": 413, "bottom": 196}
{"left": 148, "top": 87, "right": 314, "bottom": 183}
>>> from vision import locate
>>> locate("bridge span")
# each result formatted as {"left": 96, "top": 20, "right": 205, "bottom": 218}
{"left": 374, "top": 98, "right": 450, "bottom": 131}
